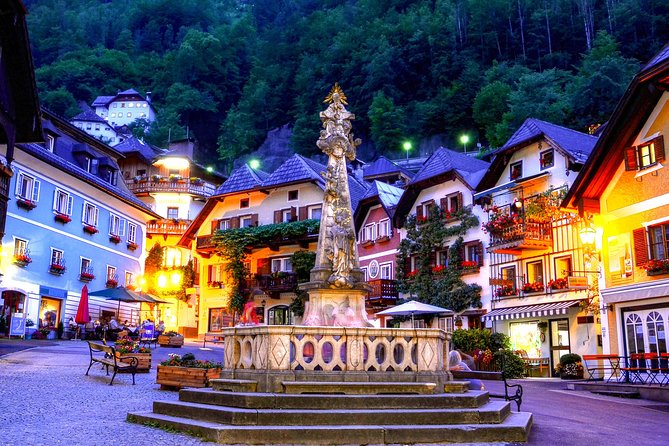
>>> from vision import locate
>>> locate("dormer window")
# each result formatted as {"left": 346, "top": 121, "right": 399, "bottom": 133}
{"left": 625, "top": 136, "right": 665, "bottom": 171}
{"left": 510, "top": 161, "right": 523, "bottom": 180}
{"left": 540, "top": 149, "right": 554, "bottom": 170}
{"left": 45, "top": 134, "right": 55, "bottom": 152}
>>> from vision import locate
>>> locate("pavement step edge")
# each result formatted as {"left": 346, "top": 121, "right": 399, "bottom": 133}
{"left": 127, "top": 411, "right": 533, "bottom": 445}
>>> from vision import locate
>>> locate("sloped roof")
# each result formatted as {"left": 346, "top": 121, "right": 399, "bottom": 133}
{"left": 262, "top": 154, "right": 325, "bottom": 188}
{"left": 347, "top": 173, "right": 369, "bottom": 212}
{"left": 114, "top": 136, "right": 162, "bottom": 164}
{"left": 19, "top": 142, "right": 159, "bottom": 218}
{"left": 72, "top": 109, "right": 107, "bottom": 123}
{"left": 354, "top": 180, "right": 403, "bottom": 230}
{"left": 363, "top": 156, "right": 413, "bottom": 180}
{"left": 498, "top": 118, "right": 598, "bottom": 163}
{"left": 642, "top": 43, "right": 669, "bottom": 71}
{"left": 91, "top": 95, "right": 115, "bottom": 107}
{"left": 118, "top": 88, "right": 140, "bottom": 96}
{"left": 409, "top": 147, "right": 490, "bottom": 187}
{"left": 215, "top": 164, "right": 269, "bottom": 196}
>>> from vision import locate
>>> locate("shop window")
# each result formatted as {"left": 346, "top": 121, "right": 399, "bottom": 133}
{"left": 209, "top": 308, "right": 231, "bottom": 331}
{"left": 509, "top": 321, "right": 541, "bottom": 358}
{"left": 40, "top": 297, "right": 62, "bottom": 328}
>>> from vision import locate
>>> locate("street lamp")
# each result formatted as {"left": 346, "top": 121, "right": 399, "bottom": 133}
{"left": 249, "top": 159, "right": 260, "bottom": 170}
{"left": 460, "top": 134, "right": 470, "bottom": 153}
{"left": 403, "top": 141, "right": 412, "bottom": 162}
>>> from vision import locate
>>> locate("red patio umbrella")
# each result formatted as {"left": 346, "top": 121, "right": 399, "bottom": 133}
{"left": 75, "top": 285, "right": 90, "bottom": 325}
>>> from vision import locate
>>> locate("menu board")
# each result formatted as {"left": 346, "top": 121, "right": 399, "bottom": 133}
{"left": 9, "top": 313, "right": 26, "bottom": 337}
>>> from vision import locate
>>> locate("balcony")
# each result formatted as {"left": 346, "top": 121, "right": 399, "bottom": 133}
{"left": 126, "top": 177, "right": 216, "bottom": 198}
{"left": 243, "top": 273, "right": 299, "bottom": 298}
{"left": 147, "top": 219, "right": 192, "bottom": 236}
{"left": 487, "top": 220, "right": 552, "bottom": 254}
{"left": 366, "top": 279, "right": 398, "bottom": 308}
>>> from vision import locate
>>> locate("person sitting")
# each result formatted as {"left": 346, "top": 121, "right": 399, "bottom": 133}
{"left": 127, "top": 322, "right": 139, "bottom": 340}
{"left": 155, "top": 320, "right": 165, "bottom": 337}
{"left": 449, "top": 350, "right": 483, "bottom": 390}
{"left": 107, "top": 317, "right": 121, "bottom": 341}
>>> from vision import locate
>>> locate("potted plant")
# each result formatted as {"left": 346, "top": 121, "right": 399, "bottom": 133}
{"left": 54, "top": 213, "right": 71, "bottom": 224}
{"left": 156, "top": 353, "right": 222, "bottom": 390}
{"left": 83, "top": 224, "right": 98, "bottom": 234}
{"left": 522, "top": 281, "right": 545, "bottom": 293}
{"left": 79, "top": 271, "right": 95, "bottom": 281}
{"left": 158, "top": 330, "right": 185, "bottom": 347}
{"left": 115, "top": 338, "right": 152, "bottom": 372}
{"left": 555, "top": 353, "right": 584, "bottom": 379}
{"left": 109, "top": 234, "right": 121, "bottom": 244}
{"left": 105, "top": 278, "right": 118, "bottom": 288}
{"left": 13, "top": 253, "right": 32, "bottom": 267}
{"left": 49, "top": 263, "right": 66, "bottom": 275}
{"left": 126, "top": 241, "right": 138, "bottom": 251}
{"left": 547, "top": 277, "right": 569, "bottom": 291}
{"left": 16, "top": 197, "right": 37, "bottom": 210}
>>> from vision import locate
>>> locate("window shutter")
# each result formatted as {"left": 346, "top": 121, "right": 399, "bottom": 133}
{"left": 230, "top": 216, "right": 240, "bottom": 228}
{"left": 119, "top": 219, "right": 126, "bottom": 236}
{"left": 624, "top": 147, "right": 637, "bottom": 171}
{"left": 211, "top": 219, "right": 219, "bottom": 233}
{"left": 53, "top": 189, "right": 58, "bottom": 211}
{"left": 67, "top": 195, "right": 73, "bottom": 215}
{"left": 456, "top": 192, "right": 463, "bottom": 211}
{"left": 252, "top": 213, "right": 259, "bottom": 226}
{"left": 633, "top": 228, "right": 649, "bottom": 266}
{"left": 93, "top": 207, "right": 99, "bottom": 226}
{"left": 291, "top": 206, "right": 297, "bottom": 221}
{"left": 15, "top": 173, "right": 23, "bottom": 196}
{"left": 109, "top": 214, "right": 113, "bottom": 233}
{"left": 274, "top": 210, "right": 281, "bottom": 224}
{"left": 429, "top": 251, "right": 437, "bottom": 268}
{"left": 257, "top": 258, "right": 271, "bottom": 275}
{"left": 654, "top": 135, "right": 665, "bottom": 163}
{"left": 476, "top": 241, "right": 484, "bottom": 266}
{"left": 440, "top": 197, "right": 448, "bottom": 210}
{"left": 32, "top": 180, "right": 40, "bottom": 202}
{"left": 403, "top": 256, "right": 412, "bottom": 274}
{"left": 299, "top": 206, "right": 308, "bottom": 221}
{"left": 207, "top": 265, "right": 213, "bottom": 281}
{"left": 457, "top": 245, "right": 465, "bottom": 265}
{"left": 416, "top": 205, "right": 423, "bottom": 220}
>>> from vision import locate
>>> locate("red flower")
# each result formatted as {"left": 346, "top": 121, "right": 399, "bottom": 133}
{"left": 461, "top": 260, "right": 478, "bottom": 269}
{"left": 432, "top": 265, "right": 446, "bottom": 274}
{"left": 644, "top": 259, "right": 669, "bottom": 273}
{"left": 406, "top": 270, "right": 418, "bottom": 278}
{"left": 522, "top": 281, "right": 545, "bottom": 293}
{"left": 54, "top": 213, "right": 71, "bottom": 223}
{"left": 547, "top": 278, "right": 568, "bottom": 290}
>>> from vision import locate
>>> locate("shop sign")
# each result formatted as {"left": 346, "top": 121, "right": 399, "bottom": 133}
{"left": 568, "top": 276, "right": 588, "bottom": 290}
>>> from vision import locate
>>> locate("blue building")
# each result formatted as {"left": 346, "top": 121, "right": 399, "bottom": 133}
{"left": 2, "top": 109, "right": 160, "bottom": 336}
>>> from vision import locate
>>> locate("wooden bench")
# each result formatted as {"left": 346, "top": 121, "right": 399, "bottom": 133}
{"left": 451, "top": 370, "right": 523, "bottom": 411}
{"left": 86, "top": 341, "right": 138, "bottom": 385}
{"left": 202, "top": 332, "right": 224, "bottom": 348}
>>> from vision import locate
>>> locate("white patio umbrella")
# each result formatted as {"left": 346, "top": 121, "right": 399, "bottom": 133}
{"left": 376, "top": 300, "right": 453, "bottom": 326}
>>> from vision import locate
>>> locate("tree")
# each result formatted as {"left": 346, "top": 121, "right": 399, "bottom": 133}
{"left": 473, "top": 81, "right": 512, "bottom": 148}
{"left": 367, "top": 92, "right": 406, "bottom": 155}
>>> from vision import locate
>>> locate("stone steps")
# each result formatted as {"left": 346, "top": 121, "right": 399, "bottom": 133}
{"left": 127, "top": 411, "right": 533, "bottom": 445}
{"left": 150, "top": 398, "right": 512, "bottom": 425}
{"left": 281, "top": 380, "right": 438, "bottom": 394}
{"left": 178, "top": 388, "right": 490, "bottom": 409}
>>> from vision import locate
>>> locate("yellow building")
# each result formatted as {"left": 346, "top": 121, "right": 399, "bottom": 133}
{"left": 565, "top": 44, "right": 669, "bottom": 360}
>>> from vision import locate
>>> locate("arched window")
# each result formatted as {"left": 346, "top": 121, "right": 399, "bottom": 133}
{"left": 625, "top": 313, "right": 645, "bottom": 354}
{"left": 268, "top": 305, "right": 293, "bottom": 325}
{"left": 646, "top": 311, "right": 666, "bottom": 355}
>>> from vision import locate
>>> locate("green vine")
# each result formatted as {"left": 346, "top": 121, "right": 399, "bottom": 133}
{"left": 396, "top": 205, "right": 482, "bottom": 313}
{"left": 212, "top": 219, "right": 320, "bottom": 316}
{"left": 289, "top": 250, "right": 316, "bottom": 317}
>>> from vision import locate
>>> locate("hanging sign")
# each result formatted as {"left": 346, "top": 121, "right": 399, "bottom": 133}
{"left": 9, "top": 313, "right": 26, "bottom": 337}
{"left": 567, "top": 276, "right": 588, "bottom": 290}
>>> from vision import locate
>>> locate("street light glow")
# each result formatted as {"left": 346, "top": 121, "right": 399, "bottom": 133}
{"left": 249, "top": 159, "right": 260, "bottom": 169}
{"left": 460, "top": 134, "right": 470, "bottom": 153}
{"left": 206, "top": 166, "right": 214, "bottom": 173}
{"left": 403, "top": 141, "right": 412, "bottom": 152}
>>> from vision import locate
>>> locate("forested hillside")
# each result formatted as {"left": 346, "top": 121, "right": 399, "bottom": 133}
{"left": 25, "top": 0, "right": 669, "bottom": 169}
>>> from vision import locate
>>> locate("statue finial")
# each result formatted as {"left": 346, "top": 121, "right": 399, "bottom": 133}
{"left": 324, "top": 83, "right": 348, "bottom": 105}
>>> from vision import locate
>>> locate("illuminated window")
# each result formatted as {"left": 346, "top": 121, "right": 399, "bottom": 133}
{"left": 625, "top": 136, "right": 665, "bottom": 171}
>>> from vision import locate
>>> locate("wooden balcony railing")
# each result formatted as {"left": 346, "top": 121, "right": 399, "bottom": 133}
{"left": 196, "top": 234, "right": 216, "bottom": 250}
{"left": 147, "top": 219, "right": 192, "bottom": 235}
{"left": 488, "top": 220, "right": 552, "bottom": 252}
{"left": 366, "top": 279, "right": 398, "bottom": 308}
{"left": 253, "top": 273, "right": 299, "bottom": 294}
{"left": 127, "top": 178, "right": 216, "bottom": 197}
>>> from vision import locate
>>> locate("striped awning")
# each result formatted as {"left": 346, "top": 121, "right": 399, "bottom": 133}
{"left": 482, "top": 300, "right": 581, "bottom": 322}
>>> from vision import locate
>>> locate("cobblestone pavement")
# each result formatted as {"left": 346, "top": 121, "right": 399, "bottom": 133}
{"left": 1, "top": 339, "right": 668, "bottom": 446}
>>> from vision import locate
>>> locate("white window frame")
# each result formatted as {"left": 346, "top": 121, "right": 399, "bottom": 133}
{"left": 82, "top": 202, "right": 99, "bottom": 227}
{"left": 14, "top": 238, "right": 28, "bottom": 256}
{"left": 271, "top": 257, "right": 292, "bottom": 273}
{"left": 51, "top": 248, "right": 64, "bottom": 266}
{"left": 166, "top": 207, "right": 179, "bottom": 220}
{"left": 107, "top": 265, "right": 117, "bottom": 281}
{"left": 282, "top": 209, "right": 292, "bottom": 223}
{"left": 109, "top": 214, "right": 126, "bottom": 237}
{"left": 362, "top": 223, "right": 377, "bottom": 242}
{"left": 380, "top": 262, "right": 392, "bottom": 280}
{"left": 378, "top": 219, "right": 391, "bottom": 238}
{"left": 80, "top": 257, "right": 92, "bottom": 275}
{"left": 125, "top": 271, "right": 134, "bottom": 287}
{"left": 240, "top": 215, "right": 253, "bottom": 228}
{"left": 127, "top": 223, "right": 137, "bottom": 243}
{"left": 53, "top": 189, "right": 73, "bottom": 215}
{"left": 45, "top": 134, "right": 55, "bottom": 152}
{"left": 438, "top": 316, "right": 454, "bottom": 332}
{"left": 309, "top": 205, "right": 322, "bottom": 220}
{"left": 217, "top": 219, "right": 231, "bottom": 230}
{"left": 15, "top": 172, "right": 40, "bottom": 202}
{"left": 287, "top": 189, "right": 299, "bottom": 202}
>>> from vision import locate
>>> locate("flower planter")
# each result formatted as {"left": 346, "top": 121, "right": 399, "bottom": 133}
{"left": 647, "top": 270, "right": 669, "bottom": 276}
{"left": 16, "top": 199, "right": 37, "bottom": 210}
{"left": 156, "top": 365, "right": 221, "bottom": 390}
{"left": 116, "top": 352, "right": 152, "bottom": 373}
{"left": 54, "top": 213, "right": 71, "bottom": 224}
{"left": 109, "top": 235, "right": 121, "bottom": 244}
{"left": 158, "top": 335, "right": 184, "bottom": 347}
{"left": 126, "top": 242, "right": 138, "bottom": 251}
{"left": 79, "top": 274, "right": 95, "bottom": 282}
{"left": 49, "top": 266, "right": 66, "bottom": 275}
{"left": 560, "top": 372, "right": 583, "bottom": 380}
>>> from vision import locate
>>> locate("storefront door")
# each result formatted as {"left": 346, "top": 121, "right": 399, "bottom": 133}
{"left": 623, "top": 307, "right": 669, "bottom": 357}
{"left": 549, "top": 318, "right": 571, "bottom": 377}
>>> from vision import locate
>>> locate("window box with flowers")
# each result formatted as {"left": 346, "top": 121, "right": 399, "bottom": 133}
{"left": 360, "top": 239, "right": 375, "bottom": 248}
{"left": 432, "top": 265, "right": 446, "bottom": 275}
{"left": 49, "top": 263, "right": 66, "bottom": 275}
{"left": 208, "top": 281, "right": 223, "bottom": 288}
{"left": 482, "top": 210, "right": 518, "bottom": 236}
{"left": 406, "top": 270, "right": 418, "bottom": 282}
{"left": 83, "top": 225, "right": 98, "bottom": 235}
{"left": 189, "top": 177, "right": 205, "bottom": 186}
{"left": 547, "top": 277, "right": 569, "bottom": 291}
{"left": 644, "top": 259, "right": 669, "bottom": 276}
{"left": 376, "top": 235, "right": 391, "bottom": 243}
{"left": 522, "top": 281, "right": 545, "bottom": 294}
{"left": 106, "top": 279, "right": 118, "bottom": 288}
{"left": 460, "top": 260, "right": 479, "bottom": 274}
{"left": 54, "top": 213, "right": 71, "bottom": 224}
{"left": 13, "top": 253, "right": 32, "bottom": 267}
{"left": 79, "top": 272, "right": 95, "bottom": 282}
{"left": 109, "top": 234, "right": 121, "bottom": 244}
{"left": 16, "top": 197, "right": 37, "bottom": 210}
{"left": 495, "top": 285, "right": 518, "bottom": 298}
{"left": 127, "top": 241, "right": 138, "bottom": 251}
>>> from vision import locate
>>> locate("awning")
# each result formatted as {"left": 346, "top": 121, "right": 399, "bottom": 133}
{"left": 482, "top": 300, "right": 581, "bottom": 322}
{"left": 601, "top": 280, "right": 669, "bottom": 304}
{"left": 474, "top": 172, "right": 550, "bottom": 200}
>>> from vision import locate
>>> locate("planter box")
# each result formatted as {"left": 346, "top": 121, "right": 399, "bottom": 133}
{"left": 115, "top": 352, "right": 152, "bottom": 372}
{"left": 156, "top": 365, "right": 221, "bottom": 390}
{"left": 647, "top": 270, "right": 669, "bottom": 276}
{"left": 158, "top": 335, "right": 184, "bottom": 347}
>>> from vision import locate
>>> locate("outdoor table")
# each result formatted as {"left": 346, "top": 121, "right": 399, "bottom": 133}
{"left": 582, "top": 354, "right": 624, "bottom": 382}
